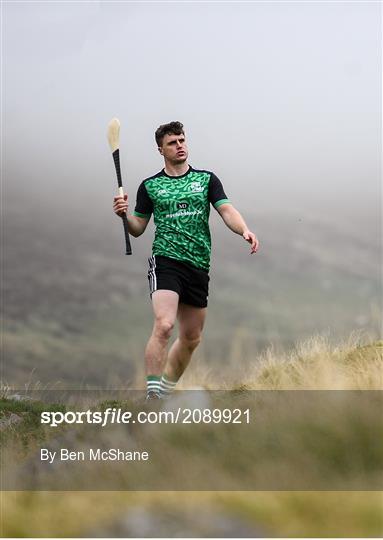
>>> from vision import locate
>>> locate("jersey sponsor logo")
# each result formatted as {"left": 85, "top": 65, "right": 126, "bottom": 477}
{"left": 157, "top": 189, "right": 168, "bottom": 196}
{"left": 177, "top": 202, "right": 189, "bottom": 209}
{"left": 166, "top": 210, "right": 203, "bottom": 218}
{"left": 190, "top": 181, "right": 203, "bottom": 193}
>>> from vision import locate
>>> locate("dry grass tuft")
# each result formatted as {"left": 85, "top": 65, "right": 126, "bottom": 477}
{"left": 184, "top": 334, "right": 382, "bottom": 390}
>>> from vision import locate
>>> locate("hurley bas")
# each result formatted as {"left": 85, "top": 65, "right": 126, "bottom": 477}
{"left": 41, "top": 448, "right": 150, "bottom": 463}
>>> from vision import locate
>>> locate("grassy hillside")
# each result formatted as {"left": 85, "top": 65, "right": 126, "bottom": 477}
{"left": 3, "top": 205, "right": 381, "bottom": 386}
{"left": 180, "top": 335, "right": 383, "bottom": 390}
{"left": 1, "top": 337, "right": 382, "bottom": 537}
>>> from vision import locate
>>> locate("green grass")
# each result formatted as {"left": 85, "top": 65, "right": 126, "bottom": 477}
{"left": 0, "top": 397, "right": 66, "bottom": 451}
{"left": 1, "top": 336, "right": 382, "bottom": 537}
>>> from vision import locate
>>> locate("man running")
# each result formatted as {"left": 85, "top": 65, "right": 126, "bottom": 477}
{"left": 113, "top": 121, "right": 259, "bottom": 399}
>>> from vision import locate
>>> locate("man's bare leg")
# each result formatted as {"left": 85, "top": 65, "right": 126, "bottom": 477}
{"left": 145, "top": 290, "right": 179, "bottom": 397}
{"left": 161, "top": 304, "right": 207, "bottom": 394}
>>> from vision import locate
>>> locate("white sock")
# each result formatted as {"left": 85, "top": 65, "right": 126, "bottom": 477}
{"left": 160, "top": 374, "right": 178, "bottom": 398}
{"left": 146, "top": 375, "right": 161, "bottom": 398}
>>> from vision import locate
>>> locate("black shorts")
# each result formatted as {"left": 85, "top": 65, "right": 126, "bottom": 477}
{"left": 148, "top": 255, "right": 210, "bottom": 308}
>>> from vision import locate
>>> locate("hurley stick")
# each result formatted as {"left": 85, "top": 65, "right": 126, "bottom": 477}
{"left": 107, "top": 118, "right": 132, "bottom": 255}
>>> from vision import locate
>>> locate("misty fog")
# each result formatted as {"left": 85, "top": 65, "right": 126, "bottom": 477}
{"left": 4, "top": 1, "right": 381, "bottom": 228}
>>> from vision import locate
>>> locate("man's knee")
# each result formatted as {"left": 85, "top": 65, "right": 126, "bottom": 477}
{"left": 180, "top": 332, "right": 202, "bottom": 351}
{"left": 154, "top": 318, "right": 175, "bottom": 341}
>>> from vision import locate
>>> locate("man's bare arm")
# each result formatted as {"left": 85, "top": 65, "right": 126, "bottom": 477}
{"left": 113, "top": 195, "right": 150, "bottom": 237}
{"left": 217, "top": 203, "right": 259, "bottom": 254}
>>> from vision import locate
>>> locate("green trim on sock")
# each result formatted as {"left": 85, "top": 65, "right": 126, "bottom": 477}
{"left": 147, "top": 375, "right": 162, "bottom": 398}
{"left": 162, "top": 374, "right": 179, "bottom": 383}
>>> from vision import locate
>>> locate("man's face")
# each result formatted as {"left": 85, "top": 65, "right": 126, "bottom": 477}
{"left": 159, "top": 132, "right": 188, "bottom": 164}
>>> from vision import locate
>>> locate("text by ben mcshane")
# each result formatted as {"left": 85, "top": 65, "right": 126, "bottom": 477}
{"left": 40, "top": 448, "right": 149, "bottom": 462}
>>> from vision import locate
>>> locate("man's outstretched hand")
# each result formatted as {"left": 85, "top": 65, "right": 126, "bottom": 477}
{"left": 243, "top": 230, "right": 259, "bottom": 254}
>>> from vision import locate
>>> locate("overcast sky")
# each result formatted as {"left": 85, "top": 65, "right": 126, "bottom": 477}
{"left": 3, "top": 1, "right": 381, "bottom": 231}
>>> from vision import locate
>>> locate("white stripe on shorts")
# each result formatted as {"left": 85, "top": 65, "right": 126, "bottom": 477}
{"left": 153, "top": 255, "right": 157, "bottom": 292}
{"left": 148, "top": 255, "right": 157, "bottom": 295}
{"left": 148, "top": 256, "right": 153, "bottom": 293}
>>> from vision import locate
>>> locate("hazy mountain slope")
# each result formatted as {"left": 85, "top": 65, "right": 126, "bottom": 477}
{"left": 3, "top": 204, "right": 380, "bottom": 385}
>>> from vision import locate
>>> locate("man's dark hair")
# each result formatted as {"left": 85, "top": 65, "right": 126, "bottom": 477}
{"left": 155, "top": 121, "right": 184, "bottom": 147}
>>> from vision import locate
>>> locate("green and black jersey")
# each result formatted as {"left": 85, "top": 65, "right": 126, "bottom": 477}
{"left": 133, "top": 166, "right": 230, "bottom": 271}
